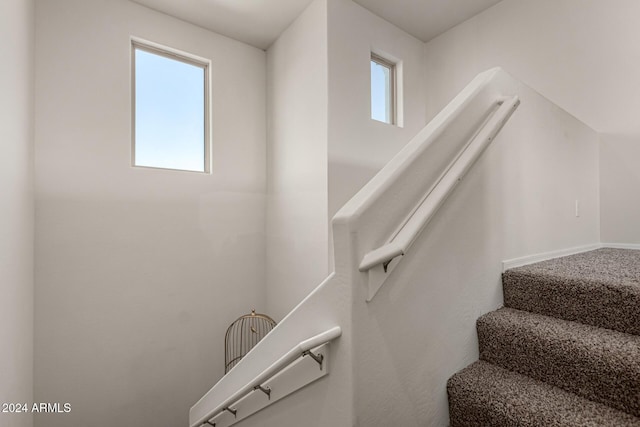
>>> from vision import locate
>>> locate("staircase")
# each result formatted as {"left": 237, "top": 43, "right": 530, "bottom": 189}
{"left": 447, "top": 248, "right": 640, "bottom": 426}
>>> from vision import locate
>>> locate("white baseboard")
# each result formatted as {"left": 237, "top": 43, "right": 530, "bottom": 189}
{"left": 502, "top": 242, "right": 640, "bottom": 272}
{"left": 502, "top": 243, "right": 603, "bottom": 272}
{"left": 601, "top": 243, "right": 640, "bottom": 250}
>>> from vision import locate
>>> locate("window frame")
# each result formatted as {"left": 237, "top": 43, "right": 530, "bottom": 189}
{"left": 131, "top": 38, "right": 211, "bottom": 174}
{"left": 370, "top": 53, "right": 397, "bottom": 126}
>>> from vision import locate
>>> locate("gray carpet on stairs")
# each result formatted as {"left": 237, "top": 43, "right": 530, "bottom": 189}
{"left": 477, "top": 307, "right": 640, "bottom": 417}
{"left": 448, "top": 361, "right": 640, "bottom": 427}
{"left": 448, "top": 248, "right": 640, "bottom": 426}
{"left": 503, "top": 248, "right": 640, "bottom": 335}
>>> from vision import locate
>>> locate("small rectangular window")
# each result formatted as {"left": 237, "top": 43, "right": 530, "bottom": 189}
{"left": 132, "top": 40, "right": 210, "bottom": 173}
{"left": 371, "top": 53, "right": 395, "bottom": 125}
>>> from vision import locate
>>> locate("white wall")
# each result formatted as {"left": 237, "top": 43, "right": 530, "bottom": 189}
{"left": 351, "top": 70, "right": 600, "bottom": 426}
{"left": 265, "top": 0, "right": 426, "bottom": 320}
{"left": 421, "top": 0, "right": 640, "bottom": 136}
{"left": 266, "top": 0, "right": 329, "bottom": 321}
{"left": 600, "top": 134, "right": 640, "bottom": 244}
{"left": 342, "top": 5, "right": 610, "bottom": 423}
{"left": 0, "top": 1, "right": 35, "bottom": 426}
{"left": 421, "top": 0, "right": 640, "bottom": 246}
{"left": 327, "top": 0, "right": 427, "bottom": 226}
{"left": 34, "top": 1, "right": 266, "bottom": 426}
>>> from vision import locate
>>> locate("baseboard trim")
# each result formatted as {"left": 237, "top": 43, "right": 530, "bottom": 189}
{"left": 601, "top": 243, "right": 640, "bottom": 250}
{"left": 502, "top": 243, "right": 603, "bottom": 272}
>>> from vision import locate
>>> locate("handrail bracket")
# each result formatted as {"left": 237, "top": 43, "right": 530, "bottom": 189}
{"left": 302, "top": 350, "right": 324, "bottom": 370}
{"left": 254, "top": 385, "right": 271, "bottom": 400}
{"left": 224, "top": 407, "right": 237, "bottom": 418}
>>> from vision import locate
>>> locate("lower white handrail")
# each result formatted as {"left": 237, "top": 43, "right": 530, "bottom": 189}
{"left": 190, "top": 326, "right": 342, "bottom": 427}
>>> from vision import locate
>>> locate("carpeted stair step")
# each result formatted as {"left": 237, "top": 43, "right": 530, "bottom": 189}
{"left": 447, "top": 360, "right": 640, "bottom": 427}
{"left": 503, "top": 248, "right": 640, "bottom": 336}
{"left": 477, "top": 307, "right": 640, "bottom": 417}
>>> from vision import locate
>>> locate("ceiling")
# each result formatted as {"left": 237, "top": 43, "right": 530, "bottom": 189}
{"left": 354, "top": 0, "right": 503, "bottom": 43}
{"left": 131, "top": 0, "right": 315, "bottom": 50}
{"left": 130, "top": 0, "right": 503, "bottom": 50}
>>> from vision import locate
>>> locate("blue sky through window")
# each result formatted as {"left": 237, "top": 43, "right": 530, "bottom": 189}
{"left": 371, "top": 59, "right": 392, "bottom": 124}
{"left": 134, "top": 48, "right": 206, "bottom": 172}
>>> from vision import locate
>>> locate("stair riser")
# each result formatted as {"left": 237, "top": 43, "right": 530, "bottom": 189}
{"left": 503, "top": 271, "right": 640, "bottom": 336}
{"left": 447, "top": 391, "right": 508, "bottom": 427}
{"left": 447, "top": 361, "right": 640, "bottom": 427}
{"left": 478, "top": 314, "right": 640, "bottom": 417}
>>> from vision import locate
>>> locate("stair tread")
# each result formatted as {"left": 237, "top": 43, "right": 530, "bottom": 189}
{"left": 478, "top": 307, "right": 640, "bottom": 416}
{"left": 503, "top": 248, "right": 640, "bottom": 336}
{"left": 508, "top": 248, "right": 640, "bottom": 287}
{"left": 447, "top": 361, "right": 640, "bottom": 427}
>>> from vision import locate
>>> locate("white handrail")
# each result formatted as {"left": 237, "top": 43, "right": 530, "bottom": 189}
{"left": 359, "top": 95, "right": 520, "bottom": 272}
{"left": 191, "top": 326, "right": 342, "bottom": 427}
{"left": 333, "top": 68, "right": 502, "bottom": 224}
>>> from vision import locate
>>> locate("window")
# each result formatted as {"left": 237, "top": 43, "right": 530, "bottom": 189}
{"left": 132, "top": 40, "right": 210, "bottom": 173}
{"left": 370, "top": 53, "right": 395, "bottom": 125}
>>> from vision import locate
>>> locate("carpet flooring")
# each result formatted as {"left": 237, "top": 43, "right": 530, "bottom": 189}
{"left": 503, "top": 248, "right": 640, "bottom": 335}
{"left": 448, "top": 248, "right": 640, "bottom": 426}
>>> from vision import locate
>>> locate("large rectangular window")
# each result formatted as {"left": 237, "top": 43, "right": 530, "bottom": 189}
{"left": 371, "top": 53, "right": 395, "bottom": 125}
{"left": 132, "top": 40, "right": 210, "bottom": 173}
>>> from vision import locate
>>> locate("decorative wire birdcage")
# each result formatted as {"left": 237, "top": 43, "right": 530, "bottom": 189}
{"left": 224, "top": 310, "right": 277, "bottom": 374}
